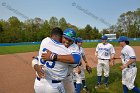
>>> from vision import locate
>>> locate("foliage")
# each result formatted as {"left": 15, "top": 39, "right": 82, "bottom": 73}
{"left": 0, "top": 17, "right": 101, "bottom": 43}
{"left": 103, "top": 8, "right": 140, "bottom": 38}
{"left": 0, "top": 8, "right": 140, "bottom": 43}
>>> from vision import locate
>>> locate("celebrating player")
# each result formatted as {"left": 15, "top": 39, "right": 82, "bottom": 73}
{"left": 32, "top": 27, "right": 81, "bottom": 93}
{"left": 41, "top": 28, "right": 81, "bottom": 93}
{"left": 94, "top": 35, "right": 115, "bottom": 89}
{"left": 73, "top": 37, "right": 91, "bottom": 93}
{"left": 118, "top": 36, "right": 140, "bottom": 93}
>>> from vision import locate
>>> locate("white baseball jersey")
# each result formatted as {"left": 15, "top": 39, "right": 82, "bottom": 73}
{"left": 73, "top": 46, "right": 86, "bottom": 84}
{"left": 121, "top": 45, "right": 136, "bottom": 65}
{"left": 121, "top": 45, "right": 137, "bottom": 90}
{"left": 96, "top": 43, "right": 115, "bottom": 59}
{"left": 67, "top": 43, "right": 81, "bottom": 74}
{"left": 79, "top": 47, "right": 85, "bottom": 57}
{"left": 38, "top": 37, "right": 71, "bottom": 80}
{"left": 63, "top": 43, "right": 81, "bottom": 93}
{"left": 78, "top": 47, "right": 86, "bottom": 79}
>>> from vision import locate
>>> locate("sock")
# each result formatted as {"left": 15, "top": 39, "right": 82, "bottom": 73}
{"left": 132, "top": 86, "right": 140, "bottom": 93}
{"left": 123, "top": 85, "right": 128, "bottom": 93}
{"left": 82, "top": 80, "right": 86, "bottom": 88}
{"left": 104, "top": 77, "right": 109, "bottom": 84}
{"left": 76, "top": 83, "right": 81, "bottom": 93}
{"left": 97, "top": 76, "right": 102, "bottom": 84}
{"left": 74, "top": 82, "right": 76, "bottom": 89}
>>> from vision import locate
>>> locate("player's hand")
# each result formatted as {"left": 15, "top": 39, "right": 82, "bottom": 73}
{"left": 74, "top": 66, "right": 81, "bottom": 74}
{"left": 41, "top": 50, "right": 52, "bottom": 61}
{"left": 34, "top": 64, "right": 45, "bottom": 78}
{"left": 119, "top": 64, "right": 127, "bottom": 70}
{"left": 110, "top": 58, "right": 115, "bottom": 66}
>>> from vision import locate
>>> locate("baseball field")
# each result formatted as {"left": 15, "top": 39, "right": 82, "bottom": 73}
{"left": 0, "top": 43, "right": 140, "bottom": 93}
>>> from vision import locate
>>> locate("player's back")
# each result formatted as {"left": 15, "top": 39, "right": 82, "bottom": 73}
{"left": 39, "top": 37, "right": 71, "bottom": 80}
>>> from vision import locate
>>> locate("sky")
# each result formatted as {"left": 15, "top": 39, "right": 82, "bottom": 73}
{"left": 0, "top": 0, "right": 140, "bottom": 31}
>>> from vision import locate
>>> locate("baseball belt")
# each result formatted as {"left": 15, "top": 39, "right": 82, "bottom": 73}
{"left": 36, "top": 77, "right": 61, "bottom": 83}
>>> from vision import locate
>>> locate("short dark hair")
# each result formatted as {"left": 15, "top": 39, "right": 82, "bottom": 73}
{"left": 125, "top": 41, "right": 129, "bottom": 45}
{"left": 51, "top": 27, "right": 63, "bottom": 37}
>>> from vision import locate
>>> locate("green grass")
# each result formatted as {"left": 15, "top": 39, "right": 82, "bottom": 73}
{"left": 0, "top": 41, "right": 139, "bottom": 55}
{"left": 0, "top": 45, "right": 40, "bottom": 55}
{"left": 82, "top": 41, "right": 140, "bottom": 48}
{"left": 83, "top": 62, "right": 140, "bottom": 93}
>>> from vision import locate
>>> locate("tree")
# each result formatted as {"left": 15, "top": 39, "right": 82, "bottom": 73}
{"left": 59, "top": 17, "right": 68, "bottom": 31}
{"left": 49, "top": 17, "right": 58, "bottom": 29}
{"left": 84, "top": 24, "right": 92, "bottom": 39}
{"left": 8, "top": 16, "right": 22, "bottom": 42}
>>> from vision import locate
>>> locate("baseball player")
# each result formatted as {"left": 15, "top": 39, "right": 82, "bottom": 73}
{"left": 41, "top": 28, "right": 81, "bottom": 93}
{"left": 32, "top": 27, "right": 81, "bottom": 93}
{"left": 73, "top": 37, "right": 91, "bottom": 93}
{"left": 95, "top": 35, "right": 115, "bottom": 89}
{"left": 118, "top": 36, "right": 140, "bottom": 93}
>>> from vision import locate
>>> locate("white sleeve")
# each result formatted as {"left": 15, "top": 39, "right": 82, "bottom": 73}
{"left": 95, "top": 44, "right": 99, "bottom": 52}
{"left": 110, "top": 44, "right": 115, "bottom": 54}
{"left": 69, "top": 44, "right": 80, "bottom": 54}
{"left": 81, "top": 47, "right": 85, "bottom": 57}
{"left": 32, "top": 57, "right": 39, "bottom": 67}
{"left": 127, "top": 47, "right": 136, "bottom": 59}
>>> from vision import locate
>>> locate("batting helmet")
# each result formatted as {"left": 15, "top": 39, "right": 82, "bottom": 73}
{"left": 76, "top": 37, "right": 83, "bottom": 43}
{"left": 118, "top": 36, "right": 128, "bottom": 42}
{"left": 101, "top": 35, "right": 108, "bottom": 40}
{"left": 63, "top": 28, "right": 76, "bottom": 41}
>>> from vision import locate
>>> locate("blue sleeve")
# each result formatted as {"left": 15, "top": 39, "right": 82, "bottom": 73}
{"left": 72, "top": 54, "right": 81, "bottom": 64}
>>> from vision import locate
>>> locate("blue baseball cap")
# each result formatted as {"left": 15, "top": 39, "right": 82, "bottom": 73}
{"left": 63, "top": 28, "right": 76, "bottom": 41}
{"left": 118, "top": 36, "right": 128, "bottom": 42}
{"left": 101, "top": 35, "right": 108, "bottom": 40}
{"left": 76, "top": 37, "right": 83, "bottom": 43}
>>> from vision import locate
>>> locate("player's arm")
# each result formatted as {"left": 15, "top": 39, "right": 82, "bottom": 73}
{"left": 57, "top": 54, "right": 80, "bottom": 64}
{"left": 109, "top": 45, "right": 116, "bottom": 66}
{"left": 32, "top": 56, "right": 45, "bottom": 78}
{"left": 120, "top": 58, "right": 136, "bottom": 70}
{"left": 41, "top": 50, "right": 81, "bottom": 64}
{"left": 109, "top": 53, "right": 115, "bottom": 66}
{"left": 94, "top": 51, "right": 98, "bottom": 63}
{"left": 94, "top": 44, "right": 99, "bottom": 62}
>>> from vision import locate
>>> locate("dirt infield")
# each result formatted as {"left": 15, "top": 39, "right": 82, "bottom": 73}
{"left": 0, "top": 46, "right": 140, "bottom": 93}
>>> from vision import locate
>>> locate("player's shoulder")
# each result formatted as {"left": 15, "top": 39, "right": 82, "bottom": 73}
{"left": 107, "top": 43, "right": 114, "bottom": 47}
{"left": 97, "top": 43, "right": 103, "bottom": 46}
{"left": 69, "top": 43, "right": 79, "bottom": 53}
{"left": 69, "top": 43, "right": 78, "bottom": 49}
{"left": 80, "top": 46, "right": 84, "bottom": 50}
{"left": 124, "top": 45, "right": 133, "bottom": 50}
{"left": 41, "top": 37, "right": 50, "bottom": 43}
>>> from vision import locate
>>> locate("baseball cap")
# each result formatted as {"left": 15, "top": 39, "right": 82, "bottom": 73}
{"left": 76, "top": 37, "right": 83, "bottom": 43}
{"left": 118, "top": 36, "right": 128, "bottom": 42}
{"left": 63, "top": 28, "right": 76, "bottom": 41}
{"left": 101, "top": 35, "right": 108, "bottom": 40}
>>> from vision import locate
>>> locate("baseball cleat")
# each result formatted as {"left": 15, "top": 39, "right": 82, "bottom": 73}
{"left": 105, "top": 84, "right": 109, "bottom": 89}
{"left": 95, "top": 84, "right": 101, "bottom": 89}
